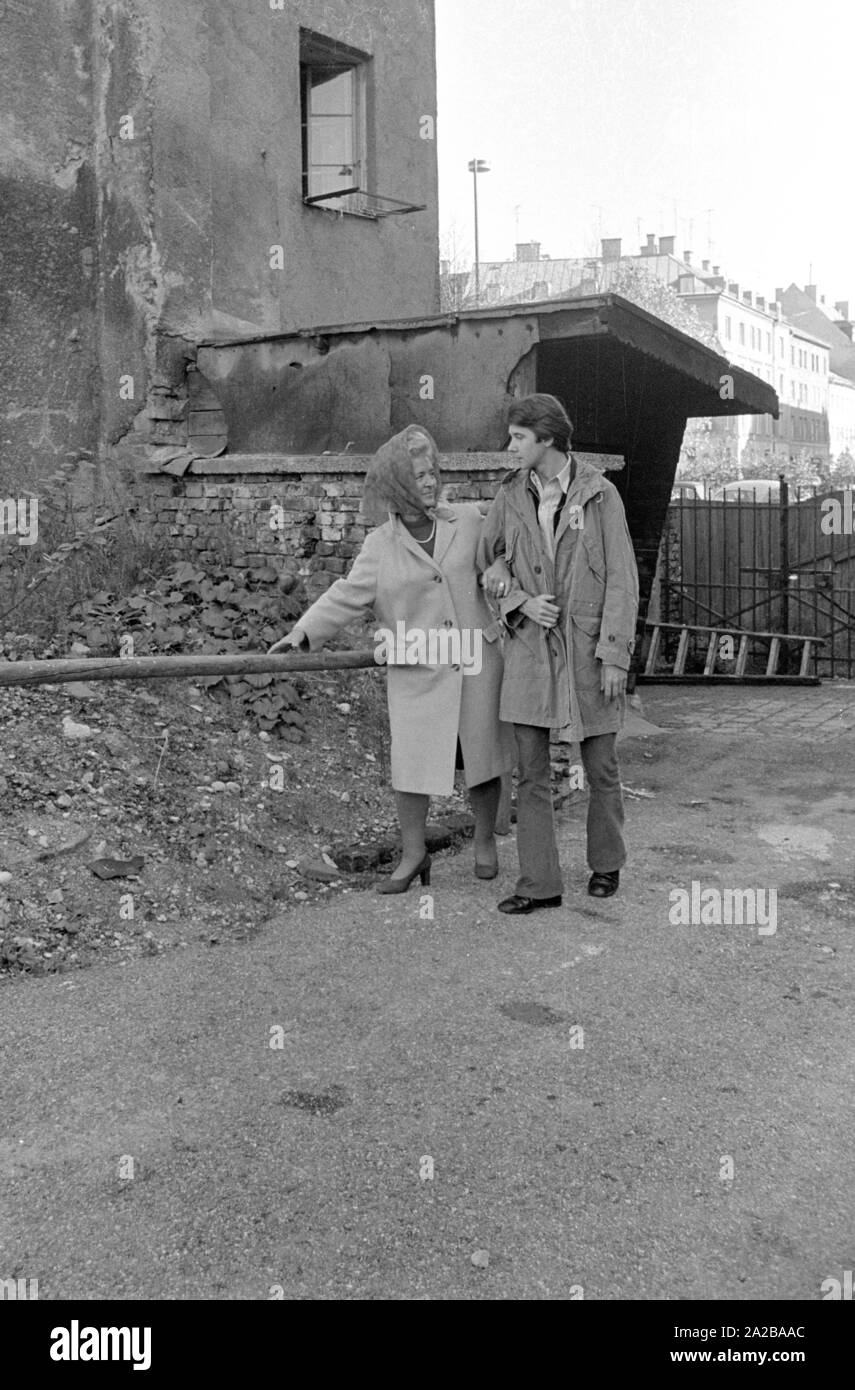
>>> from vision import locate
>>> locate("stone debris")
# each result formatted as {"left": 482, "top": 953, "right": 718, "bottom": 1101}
{"left": 62, "top": 715, "right": 93, "bottom": 740}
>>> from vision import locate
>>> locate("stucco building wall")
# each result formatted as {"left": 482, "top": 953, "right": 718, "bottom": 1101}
{"left": 0, "top": 0, "right": 439, "bottom": 490}
{"left": 0, "top": 0, "right": 101, "bottom": 492}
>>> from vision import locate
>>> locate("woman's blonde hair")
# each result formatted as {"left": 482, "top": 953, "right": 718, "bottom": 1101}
{"left": 359, "top": 425, "right": 443, "bottom": 524}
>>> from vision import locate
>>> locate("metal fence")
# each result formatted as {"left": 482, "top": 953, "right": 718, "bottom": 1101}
{"left": 653, "top": 481, "right": 855, "bottom": 679}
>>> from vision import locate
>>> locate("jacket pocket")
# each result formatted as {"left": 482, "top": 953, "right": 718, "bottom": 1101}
{"left": 570, "top": 613, "right": 601, "bottom": 636}
{"left": 570, "top": 614, "right": 602, "bottom": 688}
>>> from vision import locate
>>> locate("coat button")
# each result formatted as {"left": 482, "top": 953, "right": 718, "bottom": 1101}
{"left": 433, "top": 574, "right": 442, "bottom": 582}
{"left": 534, "top": 565, "right": 542, "bottom": 574}
{"left": 443, "top": 619, "right": 453, "bottom": 628}
{"left": 451, "top": 664, "right": 460, "bottom": 671}
{"left": 608, "top": 634, "right": 616, "bottom": 641}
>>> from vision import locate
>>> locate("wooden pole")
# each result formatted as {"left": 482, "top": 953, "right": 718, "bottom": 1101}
{"left": 0, "top": 650, "right": 380, "bottom": 688}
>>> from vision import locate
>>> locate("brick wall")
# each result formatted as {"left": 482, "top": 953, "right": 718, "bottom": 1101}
{"left": 136, "top": 456, "right": 508, "bottom": 601}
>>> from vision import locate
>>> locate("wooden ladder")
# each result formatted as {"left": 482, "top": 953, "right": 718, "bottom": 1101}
{"left": 640, "top": 621, "right": 824, "bottom": 683}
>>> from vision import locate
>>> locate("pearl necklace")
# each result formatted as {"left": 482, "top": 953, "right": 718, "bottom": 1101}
{"left": 404, "top": 516, "right": 436, "bottom": 544}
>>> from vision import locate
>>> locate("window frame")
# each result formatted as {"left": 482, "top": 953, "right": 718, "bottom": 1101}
{"left": 300, "top": 29, "right": 372, "bottom": 217}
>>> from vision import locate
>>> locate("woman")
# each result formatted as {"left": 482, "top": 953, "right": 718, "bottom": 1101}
{"left": 269, "top": 425, "right": 516, "bottom": 893}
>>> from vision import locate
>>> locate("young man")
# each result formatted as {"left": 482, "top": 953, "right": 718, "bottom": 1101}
{"left": 479, "top": 393, "right": 639, "bottom": 914}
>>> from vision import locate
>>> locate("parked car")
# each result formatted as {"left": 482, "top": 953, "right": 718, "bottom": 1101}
{"left": 670, "top": 480, "right": 704, "bottom": 500}
{"left": 708, "top": 478, "right": 781, "bottom": 502}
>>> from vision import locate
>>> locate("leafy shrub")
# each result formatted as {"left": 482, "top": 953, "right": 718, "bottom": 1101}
{"left": 64, "top": 560, "right": 309, "bottom": 740}
{"left": 0, "top": 454, "right": 173, "bottom": 633}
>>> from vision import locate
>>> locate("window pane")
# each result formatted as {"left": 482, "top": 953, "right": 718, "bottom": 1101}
{"left": 310, "top": 115, "right": 354, "bottom": 166}
{"left": 309, "top": 67, "right": 353, "bottom": 116}
{"left": 301, "top": 44, "right": 366, "bottom": 211}
{"left": 307, "top": 166, "right": 348, "bottom": 198}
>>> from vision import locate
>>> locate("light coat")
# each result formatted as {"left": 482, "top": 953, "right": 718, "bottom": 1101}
{"left": 297, "top": 503, "right": 516, "bottom": 795}
{"left": 478, "top": 458, "right": 640, "bottom": 739}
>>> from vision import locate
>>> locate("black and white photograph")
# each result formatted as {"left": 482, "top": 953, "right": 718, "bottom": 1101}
{"left": 1, "top": 0, "right": 853, "bottom": 1345}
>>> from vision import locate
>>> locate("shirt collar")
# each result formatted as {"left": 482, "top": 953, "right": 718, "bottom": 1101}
{"left": 529, "top": 455, "right": 572, "bottom": 496}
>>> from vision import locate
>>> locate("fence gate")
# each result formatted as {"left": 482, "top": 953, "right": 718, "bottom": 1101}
{"left": 650, "top": 482, "right": 855, "bottom": 679}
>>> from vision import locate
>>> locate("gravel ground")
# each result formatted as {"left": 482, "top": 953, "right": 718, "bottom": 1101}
{"left": 0, "top": 669, "right": 469, "bottom": 977}
{"left": 1, "top": 686, "right": 853, "bottom": 1300}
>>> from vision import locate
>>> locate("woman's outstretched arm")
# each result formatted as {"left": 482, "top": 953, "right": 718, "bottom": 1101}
{"left": 268, "top": 530, "right": 381, "bottom": 653}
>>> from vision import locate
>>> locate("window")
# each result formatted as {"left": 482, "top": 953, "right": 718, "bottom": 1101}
{"left": 739, "top": 323, "right": 745, "bottom": 345}
{"left": 724, "top": 315, "right": 732, "bottom": 340}
{"left": 767, "top": 334, "right": 771, "bottom": 354}
{"left": 779, "top": 373, "right": 784, "bottom": 394}
{"left": 301, "top": 30, "right": 368, "bottom": 214}
{"left": 791, "top": 346, "right": 795, "bottom": 365}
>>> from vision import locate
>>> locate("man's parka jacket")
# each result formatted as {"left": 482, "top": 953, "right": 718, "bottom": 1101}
{"left": 478, "top": 456, "right": 640, "bottom": 740}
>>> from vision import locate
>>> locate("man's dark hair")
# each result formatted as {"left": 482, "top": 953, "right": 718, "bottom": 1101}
{"left": 507, "top": 393, "right": 573, "bottom": 454}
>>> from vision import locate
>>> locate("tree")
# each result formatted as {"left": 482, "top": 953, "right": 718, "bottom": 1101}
{"left": 601, "top": 263, "right": 722, "bottom": 350}
{"left": 438, "top": 220, "right": 472, "bottom": 313}
{"left": 830, "top": 449, "right": 855, "bottom": 487}
{"left": 677, "top": 419, "right": 738, "bottom": 484}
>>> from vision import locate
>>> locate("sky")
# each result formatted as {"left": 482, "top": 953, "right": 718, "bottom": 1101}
{"left": 435, "top": 0, "right": 855, "bottom": 310}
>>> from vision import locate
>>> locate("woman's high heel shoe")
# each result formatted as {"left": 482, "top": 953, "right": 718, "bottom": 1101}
{"left": 377, "top": 853, "right": 432, "bottom": 894}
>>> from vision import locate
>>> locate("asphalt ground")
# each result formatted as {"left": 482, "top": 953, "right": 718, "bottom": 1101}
{"left": 2, "top": 684, "right": 854, "bottom": 1301}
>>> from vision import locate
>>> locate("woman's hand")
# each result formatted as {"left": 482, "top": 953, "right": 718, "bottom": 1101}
{"left": 522, "top": 594, "right": 560, "bottom": 629}
{"left": 481, "top": 558, "right": 513, "bottom": 600}
{"left": 267, "top": 627, "right": 308, "bottom": 655}
{"left": 600, "top": 663, "right": 628, "bottom": 700}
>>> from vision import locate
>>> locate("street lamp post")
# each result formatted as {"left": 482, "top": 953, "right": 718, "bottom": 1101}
{"left": 467, "top": 158, "right": 490, "bottom": 307}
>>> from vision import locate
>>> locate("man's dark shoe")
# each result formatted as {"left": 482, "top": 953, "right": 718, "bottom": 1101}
{"left": 498, "top": 894, "right": 562, "bottom": 914}
{"left": 588, "top": 871, "right": 619, "bottom": 898}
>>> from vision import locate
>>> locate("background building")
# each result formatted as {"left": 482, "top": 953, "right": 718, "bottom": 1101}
{"left": 450, "top": 235, "right": 855, "bottom": 472}
{"left": 829, "top": 374, "right": 855, "bottom": 462}
{"left": 777, "top": 285, "right": 855, "bottom": 465}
